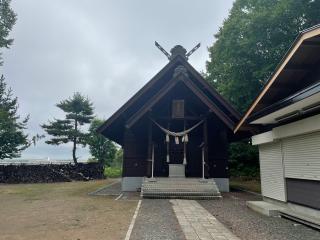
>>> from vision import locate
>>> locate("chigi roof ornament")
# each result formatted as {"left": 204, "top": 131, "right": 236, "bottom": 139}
{"left": 155, "top": 41, "right": 200, "bottom": 61}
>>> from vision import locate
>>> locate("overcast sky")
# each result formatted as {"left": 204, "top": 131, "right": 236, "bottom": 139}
{"left": 2, "top": 0, "right": 234, "bottom": 161}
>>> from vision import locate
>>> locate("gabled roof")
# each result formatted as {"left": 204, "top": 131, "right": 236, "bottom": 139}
{"left": 98, "top": 50, "right": 240, "bottom": 144}
{"left": 234, "top": 24, "right": 320, "bottom": 133}
{"left": 125, "top": 70, "right": 235, "bottom": 129}
{"left": 248, "top": 81, "right": 320, "bottom": 124}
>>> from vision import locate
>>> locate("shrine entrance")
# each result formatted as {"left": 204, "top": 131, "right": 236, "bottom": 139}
{"left": 99, "top": 44, "right": 241, "bottom": 194}
{"left": 149, "top": 116, "right": 206, "bottom": 179}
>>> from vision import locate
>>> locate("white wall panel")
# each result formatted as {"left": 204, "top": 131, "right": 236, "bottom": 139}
{"left": 259, "top": 142, "right": 286, "bottom": 201}
{"left": 283, "top": 131, "right": 320, "bottom": 181}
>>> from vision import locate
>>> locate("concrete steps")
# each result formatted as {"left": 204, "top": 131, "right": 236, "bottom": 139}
{"left": 246, "top": 201, "right": 284, "bottom": 216}
{"left": 141, "top": 177, "right": 221, "bottom": 199}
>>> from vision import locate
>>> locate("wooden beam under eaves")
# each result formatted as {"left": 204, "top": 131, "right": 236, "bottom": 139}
{"left": 285, "top": 63, "right": 314, "bottom": 70}
{"left": 181, "top": 78, "right": 235, "bottom": 130}
{"left": 125, "top": 75, "right": 182, "bottom": 129}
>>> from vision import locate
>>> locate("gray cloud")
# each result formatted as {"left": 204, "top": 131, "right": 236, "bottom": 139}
{"left": 2, "top": 0, "right": 233, "bottom": 160}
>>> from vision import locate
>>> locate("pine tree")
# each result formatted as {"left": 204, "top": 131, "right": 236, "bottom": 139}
{"left": 0, "top": 75, "right": 29, "bottom": 159}
{"left": 0, "top": 0, "right": 39, "bottom": 159}
{"left": 87, "top": 118, "right": 117, "bottom": 166}
{"left": 42, "top": 92, "right": 94, "bottom": 164}
{"left": 0, "top": 0, "right": 17, "bottom": 64}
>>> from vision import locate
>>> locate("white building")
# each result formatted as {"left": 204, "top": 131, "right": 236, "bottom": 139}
{"left": 235, "top": 24, "right": 320, "bottom": 226}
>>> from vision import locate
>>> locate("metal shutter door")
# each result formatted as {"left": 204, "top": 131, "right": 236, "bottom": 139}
{"left": 283, "top": 131, "right": 320, "bottom": 181}
{"left": 259, "top": 142, "right": 286, "bottom": 201}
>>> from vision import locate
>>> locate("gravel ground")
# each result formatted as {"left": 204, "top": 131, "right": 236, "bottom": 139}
{"left": 199, "top": 191, "right": 320, "bottom": 240}
{"left": 130, "top": 199, "right": 186, "bottom": 240}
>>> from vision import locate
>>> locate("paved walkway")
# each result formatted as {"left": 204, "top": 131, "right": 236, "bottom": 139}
{"left": 92, "top": 181, "right": 320, "bottom": 240}
{"left": 91, "top": 182, "right": 247, "bottom": 240}
{"left": 128, "top": 199, "right": 241, "bottom": 240}
{"left": 129, "top": 199, "right": 185, "bottom": 240}
{"left": 171, "top": 200, "right": 241, "bottom": 240}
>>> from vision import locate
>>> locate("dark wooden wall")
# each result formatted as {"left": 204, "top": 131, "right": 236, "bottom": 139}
{"left": 122, "top": 116, "right": 229, "bottom": 179}
{"left": 122, "top": 82, "right": 230, "bottom": 179}
{"left": 122, "top": 128, "right": 148, "bottom": 177}
{"left": 207, "top": 119, "right": 229, "bottom": 178}
{"left": 185, "top": 125, "right": 203, "bottom": 177}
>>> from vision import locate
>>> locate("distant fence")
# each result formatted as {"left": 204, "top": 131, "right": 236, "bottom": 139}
{"left": 0, "top": 163, "right": 105, "bottom": 183}
{"left": 0, "top": 159, "right": 86, "bottom": 165}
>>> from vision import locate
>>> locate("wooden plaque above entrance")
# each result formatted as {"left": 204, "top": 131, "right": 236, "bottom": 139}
{"left": 172, "top": 99, "right": 185, "bottom": 119}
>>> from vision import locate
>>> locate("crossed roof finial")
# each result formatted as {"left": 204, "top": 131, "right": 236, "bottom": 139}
{"left": 155, "top": 41, "right": 201, "bottom": 61}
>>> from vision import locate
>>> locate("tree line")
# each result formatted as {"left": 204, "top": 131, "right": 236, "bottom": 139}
{"left": 206, "top": 0, "right": 320, "bottom": 113}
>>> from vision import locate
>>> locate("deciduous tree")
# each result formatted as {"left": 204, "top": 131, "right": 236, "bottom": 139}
{"left": 206, "top": 0, "right": 320, "bottom": 113}
{"left": 87, "top": 118, "right": 117, "bottom": 166}
{"left": 206, "top": 0, "right": 320, "bottom": 177}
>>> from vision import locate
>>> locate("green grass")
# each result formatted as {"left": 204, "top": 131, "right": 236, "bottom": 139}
{"left": 0, "top": 180, "right": 112, "bottom": 200}
{"left": 104, "top": 167, "right": 122, "bottom": 178}
{"left": 230, "top": 177, "right": 261, "bottom": 193}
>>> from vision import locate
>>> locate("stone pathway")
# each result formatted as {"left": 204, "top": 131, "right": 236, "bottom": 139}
{"left": 171, "top": 200, "right": 241, "bottom": 240}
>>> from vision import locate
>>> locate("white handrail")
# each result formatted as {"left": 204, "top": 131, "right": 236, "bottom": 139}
{"left": 202, "top": 147, "right": 205, "bottom": 180}
{"left": 151, "top": 144, "right": 155, "bottom": 179}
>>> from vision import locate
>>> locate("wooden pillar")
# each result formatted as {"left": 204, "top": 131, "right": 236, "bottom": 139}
{"left": 183, "top": 119, "right": 187, "bottom": 165}
{"left": 203, "top": 117, "right": 209, "bottom": 178}
{"left": 220, "top": 129, "right": 228, "bottom": 178}
{"left": 166, "top": 121, "right": 170, "bottom": 164}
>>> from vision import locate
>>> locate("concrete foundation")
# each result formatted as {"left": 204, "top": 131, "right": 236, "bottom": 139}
{"left": 287, "top": 202, "right": 320, "bottom": 220}
{"left": 169, "top": 164, "right": 185, "bottom": 177}
{"left": 214, "top": 178, "right": 230, "bottom": 192}
{"left": 248, "top": 199, "right": 320, "bottom": 229}
{"left": 122, "top": 177, "right": 143, "bottom": 191}
{"left": 247, "top": 201, "right": 284, "bottom": 216}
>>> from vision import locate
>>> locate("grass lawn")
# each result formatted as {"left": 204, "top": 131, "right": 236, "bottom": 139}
{"left": 0, "top": 180, "right": 137, "bottom": 240}
{"left": 105, "top": 167, "right": 122, "bottom": 178}
{"left": 230, "top": 177, "right": 261, "bottom": 194}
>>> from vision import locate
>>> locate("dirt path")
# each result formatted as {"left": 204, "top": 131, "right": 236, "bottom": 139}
{"left": 0, "top": 180, "right": 138, "bottom": 240}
